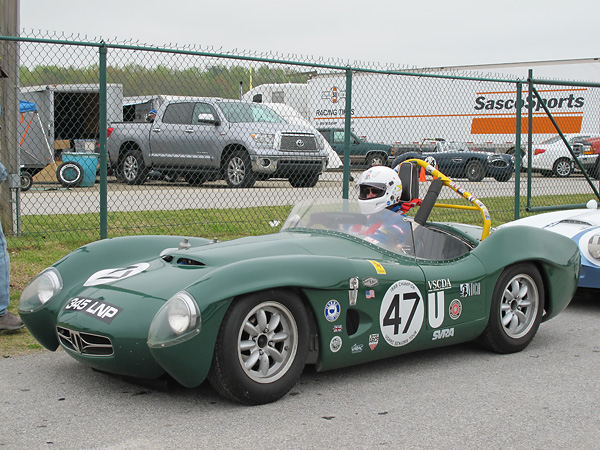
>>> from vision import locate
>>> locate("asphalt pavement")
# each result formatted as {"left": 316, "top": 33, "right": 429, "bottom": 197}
{"left": 1, "top": 294, "right": 599, "bottom": 450}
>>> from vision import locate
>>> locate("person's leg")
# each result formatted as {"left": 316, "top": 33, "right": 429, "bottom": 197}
{"left": 0, "top": 222, "right": 9, "bottom": 316}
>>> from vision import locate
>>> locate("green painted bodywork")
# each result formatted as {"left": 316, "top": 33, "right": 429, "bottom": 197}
{"left": 19, "top": 220, "right": 580, "bottom": 388}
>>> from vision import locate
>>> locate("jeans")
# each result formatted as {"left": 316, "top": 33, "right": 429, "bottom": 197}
{"left": 0, "top": 220, "right": 9, "bottom": 316}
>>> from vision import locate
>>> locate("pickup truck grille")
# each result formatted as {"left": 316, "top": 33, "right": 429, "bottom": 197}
{"left": 280, "top": 133, "right": 318, "bottom": 151}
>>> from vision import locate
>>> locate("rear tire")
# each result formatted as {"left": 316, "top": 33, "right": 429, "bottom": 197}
{"left": 553, "top": 158, "right": 572, "bottom": 178}
{"left": 479, "top": 263, "right": 544, "bottom": 354}
{"left": 121, "top": 150, "right": 148, "bottom": 185}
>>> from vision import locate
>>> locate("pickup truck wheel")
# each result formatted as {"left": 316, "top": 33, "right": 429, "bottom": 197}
{"left": 289, "top": 172, "right": 320, "bottom": 188}
{"left": 56, "top": 162, "right": 84, "bottom": 188}
{"left": 121, "top": 150, "right": 148, "bottom": 185}
{"left": 466, "top": 160, "right": 485, "bottom": 182}
{"left": 224, "top": 151, "right": 255, "bottom": 188}
{"left": 366, "top": 153, "right": 386, "bottom": 167}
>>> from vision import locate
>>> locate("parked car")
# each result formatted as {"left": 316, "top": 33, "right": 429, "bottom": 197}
{"left": 391, "top": 139, "right": 514, "bottom": 182}
{"left": 514, "top": 134, "right": 600, "bottom": 178}
{"left": 317, "top": 128, "right": 393, "bottom": 167}
{"left": 499, "top": 199, "right": 600, "bottom": 290}
{"left": 19, "top": 160, "right": 579, "bottom": 405}
{"left": 107, "top": 98, "right": 329, "bottom": 188}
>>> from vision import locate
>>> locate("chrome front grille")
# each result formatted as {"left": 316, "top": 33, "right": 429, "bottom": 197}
{"left": 280, "top": 133, "right": 318, "bottom": 151}
{"left": 57, "top": 326, "right": 113, "bottom": 356}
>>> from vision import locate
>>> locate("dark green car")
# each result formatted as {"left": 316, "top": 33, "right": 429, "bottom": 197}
{"left": 19, "top": 160, "right": 579, "bottom": 405}
{"left": 318, "top": 127, "right": 393, "bottom": 167}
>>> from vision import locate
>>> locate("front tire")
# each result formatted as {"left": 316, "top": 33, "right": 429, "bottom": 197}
{"left": 479, "top": 263, "right": 544, "bottom": 354}
{"left": 223, "top": 150, "right": 255, "bottom": 188}
{"left": 366, "top": 153, "right": 387, "bottom": 167}
{"left": 466, "top": 160, "right": 485, "bottom": 182}
{"left": 208, "top": 289, "right": 309, "bottom": 405}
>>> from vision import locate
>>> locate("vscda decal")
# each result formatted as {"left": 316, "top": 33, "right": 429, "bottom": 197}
{"left": 84, "top": 263, "right": 150, "bottom": 287}
{"left": 379, "top": 280, "right": 424, "bottom": 347}
{"left": 64, "top": 297, "right": 122, "bottom": 324}
{"left": 325, "top": 300, "right": 341, "bottom": 322}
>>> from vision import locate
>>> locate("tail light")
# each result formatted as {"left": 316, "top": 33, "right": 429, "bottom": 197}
{"left": 533, "top": 148, "right": 545, "bottom": 155}
{"left": 107, "top": 127, "right": 114, "bottom": 138}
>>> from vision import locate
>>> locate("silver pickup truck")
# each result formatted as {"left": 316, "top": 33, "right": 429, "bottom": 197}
{"left": 107, "top": 98, "right": 329, "bottom": 188}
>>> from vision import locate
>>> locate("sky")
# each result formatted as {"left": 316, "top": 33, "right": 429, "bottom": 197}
{"left": 16, "top": 0, "right": 600, "bottom": 69}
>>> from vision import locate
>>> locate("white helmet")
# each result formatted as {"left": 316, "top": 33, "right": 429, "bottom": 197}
{"left": 355, "top": 166, "right": 403, "bottom": 214}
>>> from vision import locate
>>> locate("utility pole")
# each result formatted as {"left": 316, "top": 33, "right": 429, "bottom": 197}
{"left": 0, "top": 0, "right": 19, "bottom": 235}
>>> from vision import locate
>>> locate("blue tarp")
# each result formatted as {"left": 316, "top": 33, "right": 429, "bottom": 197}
{"left": 19, "top": 100, "right": 37, "bottom": 113}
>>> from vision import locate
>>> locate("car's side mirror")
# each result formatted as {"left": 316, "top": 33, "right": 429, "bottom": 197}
{"left": 197, "top": 113, "right": 220, "bottom": 126}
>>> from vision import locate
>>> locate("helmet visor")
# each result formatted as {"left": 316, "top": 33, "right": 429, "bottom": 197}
{"left": 358, "top": 183, "right": 386, "bottom": 200}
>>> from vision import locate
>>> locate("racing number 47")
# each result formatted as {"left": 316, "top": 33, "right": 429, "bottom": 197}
{"left": 383, "top": 292, "right": 420, "bottom": 335}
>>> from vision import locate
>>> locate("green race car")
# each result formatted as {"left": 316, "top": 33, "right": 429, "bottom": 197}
{"left": 18, "top": 160, "right": 580, "bottom": 405}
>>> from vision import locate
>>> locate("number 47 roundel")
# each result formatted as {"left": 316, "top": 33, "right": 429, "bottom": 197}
{"left": 379, "top": 280, "right": 424, "bottom": 347}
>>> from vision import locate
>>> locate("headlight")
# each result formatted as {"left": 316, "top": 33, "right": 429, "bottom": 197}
{"left": 18, "top": 268, "right": 63, "bottom": 312}
{"left": 148, "top": 291, "right": 201, "bottom": 348}
{"left": 251, "top": 133, "right": 275, "bottom": 147}
{"left": 588, "top": 235, "right": 600, "bottom": 259}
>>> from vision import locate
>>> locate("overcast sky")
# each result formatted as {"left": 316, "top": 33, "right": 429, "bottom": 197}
{"left": 17, "top": 0, "right": 600, "bottom": 69}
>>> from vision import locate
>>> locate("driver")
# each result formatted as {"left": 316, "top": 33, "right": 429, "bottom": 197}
{"left": 355, "top": 166, "right": 416, "bottom": 252}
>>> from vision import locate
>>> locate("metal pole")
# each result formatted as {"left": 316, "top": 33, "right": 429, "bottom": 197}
{"left": 342, "top": 68, "right": 352, "bottom": 199}
{"left": 514, "top": 82, "right": 522, "bottom": 220}
{"left": 526, "top": 69, "right": 533, "bottom": 210}
{"left": 99, "top": 43, "right": 108, "bottom": 239}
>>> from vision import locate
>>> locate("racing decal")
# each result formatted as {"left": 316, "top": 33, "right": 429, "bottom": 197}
{"left": 460, "top": 282, "right": 481, "bottom": 298}
{"left": 432, "top": 328, "right": 455, "bottom": 340}
{"left": 64, "top": 297, "right": 122, "bottom": 324}
{"left": 427, "top": 278, "right": 452, "bottom": 291}
{"left": 366, "top": 290, "right": 375, "bottom": 299}
{"left": 84, "top": 263, "right": 150, "bottom": 287}
{"left": 325, "top": 300, "right": 341, "bottom": 322}
{"left": 428, "top": 292, "right": 444, "bottom": 329}
{"left": 351, "top": 343, "right": 364, "bottom": 354}
{"left": 368, "top": 260, "right": 386, "bottom": 274}
{"left": 379, "top": 280, "right": 424, "bottom": 347}
{"left": 363, "top": 277, "right": 379, "bottom": 288}
{"left": 333, "top": 325, "right": 343, "bottom": 333}
{"left": 449, "top": 299, "right": 462, "bottom": 320}
{"left": 330, "top": 336, "right": 342, "bottom": 353}
{"left": 369, "top": 333, "right": 379, "bottom": 350}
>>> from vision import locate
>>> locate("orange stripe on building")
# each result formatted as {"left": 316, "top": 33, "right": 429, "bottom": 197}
{"left": 471, "top": 115, "right": 583, "bottom": 135}
{"left": 476, "top": 88, "right": 588, "bottom": 95}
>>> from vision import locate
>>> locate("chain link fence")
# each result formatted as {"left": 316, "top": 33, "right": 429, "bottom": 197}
{"left": 1, "top": 31, "right": 600, "bottom": 245}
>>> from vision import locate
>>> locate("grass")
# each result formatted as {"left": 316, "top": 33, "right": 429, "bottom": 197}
{"left": 1, "top": 194, "right": 592, "bottom": 356}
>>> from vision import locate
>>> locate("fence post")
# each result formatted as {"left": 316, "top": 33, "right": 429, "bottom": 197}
{"left": 514, "top": 82, "right": 522, "bottom": 219}
{"left": 342, "top": 68, "right": 353, "bottom": 199}
{"left": 99, "top": 42, "right": 108, "bottom": 239}
{"left": 526, "top": 69, "right": 534, "bottom": 210}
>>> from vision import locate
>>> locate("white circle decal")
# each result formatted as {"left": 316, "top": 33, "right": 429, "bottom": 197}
{"left": 379, "top": 280, "right": 424, "bottom": 347}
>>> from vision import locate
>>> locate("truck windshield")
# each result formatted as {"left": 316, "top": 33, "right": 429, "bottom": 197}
{"left": 219, "top": 102, "right": 287, "bottom": 124}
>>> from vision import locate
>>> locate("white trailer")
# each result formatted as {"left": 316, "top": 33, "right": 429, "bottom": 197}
{"left": 243, "top": 58, "right": 600, "bottom": 148}
{"left": 19, "top": 84, "right": 123, "bottom": 175}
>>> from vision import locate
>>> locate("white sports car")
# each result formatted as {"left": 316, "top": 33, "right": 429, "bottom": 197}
{"left": 525, "top": 135, "right": 598, "bottom": 178}
{"left": 500, "top": 200, "right": 600, "bottom": 289}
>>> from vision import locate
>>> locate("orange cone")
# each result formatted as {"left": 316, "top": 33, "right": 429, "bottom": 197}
{"left": 419, "top": 167, "right": 427, "bottom": 182}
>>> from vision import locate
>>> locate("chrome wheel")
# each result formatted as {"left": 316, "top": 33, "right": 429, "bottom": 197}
{"left": 553, "top": 158, "right": 572, "bottom": 177}
{"left": 499, "top": 273, "right": 539, "bottom": 339}
{"left": 237, "top": 301, "right": 298, "bottom": 384}
{"left": 227, "top": 156, "right": 246, "bottom": 186}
